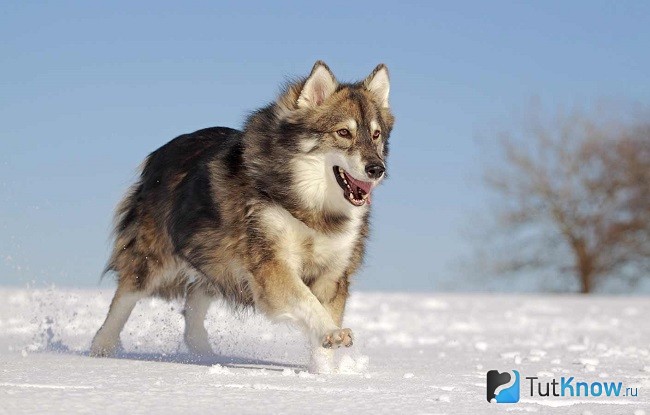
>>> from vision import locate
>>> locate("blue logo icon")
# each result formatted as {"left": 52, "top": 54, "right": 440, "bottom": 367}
{"left": 487, "top": 370, "right": 520, "bottom": 403}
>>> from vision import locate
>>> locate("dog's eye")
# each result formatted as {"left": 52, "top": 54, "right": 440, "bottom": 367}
{"left": 372, "top": 130, "right": 381, "bottom": 139}
{"left": 337, "top": 129, "right": 350, "bottom": 137}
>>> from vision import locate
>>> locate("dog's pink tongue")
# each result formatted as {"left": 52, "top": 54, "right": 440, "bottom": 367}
{"left": 346, "top": 174, "right": 373, "bottom": 194}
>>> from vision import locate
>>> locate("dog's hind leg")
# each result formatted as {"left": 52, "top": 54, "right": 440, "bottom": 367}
{"left": 90, "top": 284, "right": 144, "bottom": 357}
{"left": 183, "top": 282, "right": 214, "bottom": 356}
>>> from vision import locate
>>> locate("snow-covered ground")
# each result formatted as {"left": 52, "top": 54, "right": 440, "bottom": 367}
{"left": 0, "top": 287, "right": 648, "bottom": 414}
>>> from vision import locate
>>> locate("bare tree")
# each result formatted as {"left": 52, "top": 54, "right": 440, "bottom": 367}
{"left": 484, "top": 106, "right": 650, "bottom": 293}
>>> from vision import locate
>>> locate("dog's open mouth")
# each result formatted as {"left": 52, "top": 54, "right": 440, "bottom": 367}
{"left": 333, "top": 166, "right": 373, "bottom": 207}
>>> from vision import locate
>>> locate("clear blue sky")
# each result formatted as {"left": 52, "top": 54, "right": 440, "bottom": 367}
{"left": 1, "top": 1, "right": 649, "bottom": 291}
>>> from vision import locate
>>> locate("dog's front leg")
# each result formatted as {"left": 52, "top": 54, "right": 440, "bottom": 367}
{"left": 308, "top": 275, "right": 351, "bottom": 372}
{"left": 249, "top": 259, "right": 353, "bottom": 370}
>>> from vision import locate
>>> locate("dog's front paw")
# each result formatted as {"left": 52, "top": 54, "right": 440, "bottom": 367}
{"left": 321, "top": 328, "right": 353, "bottom": 349}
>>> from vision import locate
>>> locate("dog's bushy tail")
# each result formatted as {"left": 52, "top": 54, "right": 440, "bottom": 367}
{"left": 101, "top": 180, "right": 142, "bottom": 281}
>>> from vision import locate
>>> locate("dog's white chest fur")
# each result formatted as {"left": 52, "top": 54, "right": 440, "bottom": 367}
{"left": 260, "top": 205, "right": 363, "bottom": 279}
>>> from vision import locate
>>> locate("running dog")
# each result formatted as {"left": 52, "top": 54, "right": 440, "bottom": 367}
{"left": 91, "top": 61, "right": 394, "bottom": 372}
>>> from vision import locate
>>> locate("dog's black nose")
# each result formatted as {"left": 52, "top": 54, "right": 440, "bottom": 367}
{"left": 365, "top": 164, "right": 385, "bottom": 179}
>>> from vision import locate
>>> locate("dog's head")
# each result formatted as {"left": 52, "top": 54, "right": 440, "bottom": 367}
{"left": 271, "top": 61, "right": 395, "bottom": 213}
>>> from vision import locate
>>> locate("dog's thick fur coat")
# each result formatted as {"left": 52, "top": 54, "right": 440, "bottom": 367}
{"left": 91, "top": 61, "right": 394, "bottom": 372}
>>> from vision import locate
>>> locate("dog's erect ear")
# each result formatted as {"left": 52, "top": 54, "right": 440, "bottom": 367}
{"left": 364, "top": 64, "right": 390, "bottom": 108}
{"left": 297, "top": 61, "right": 338, "bottom": 108}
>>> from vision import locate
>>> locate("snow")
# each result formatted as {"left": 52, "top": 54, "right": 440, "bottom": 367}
{"left": 0, "top": 287, "right": 648, "bottom": 414}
